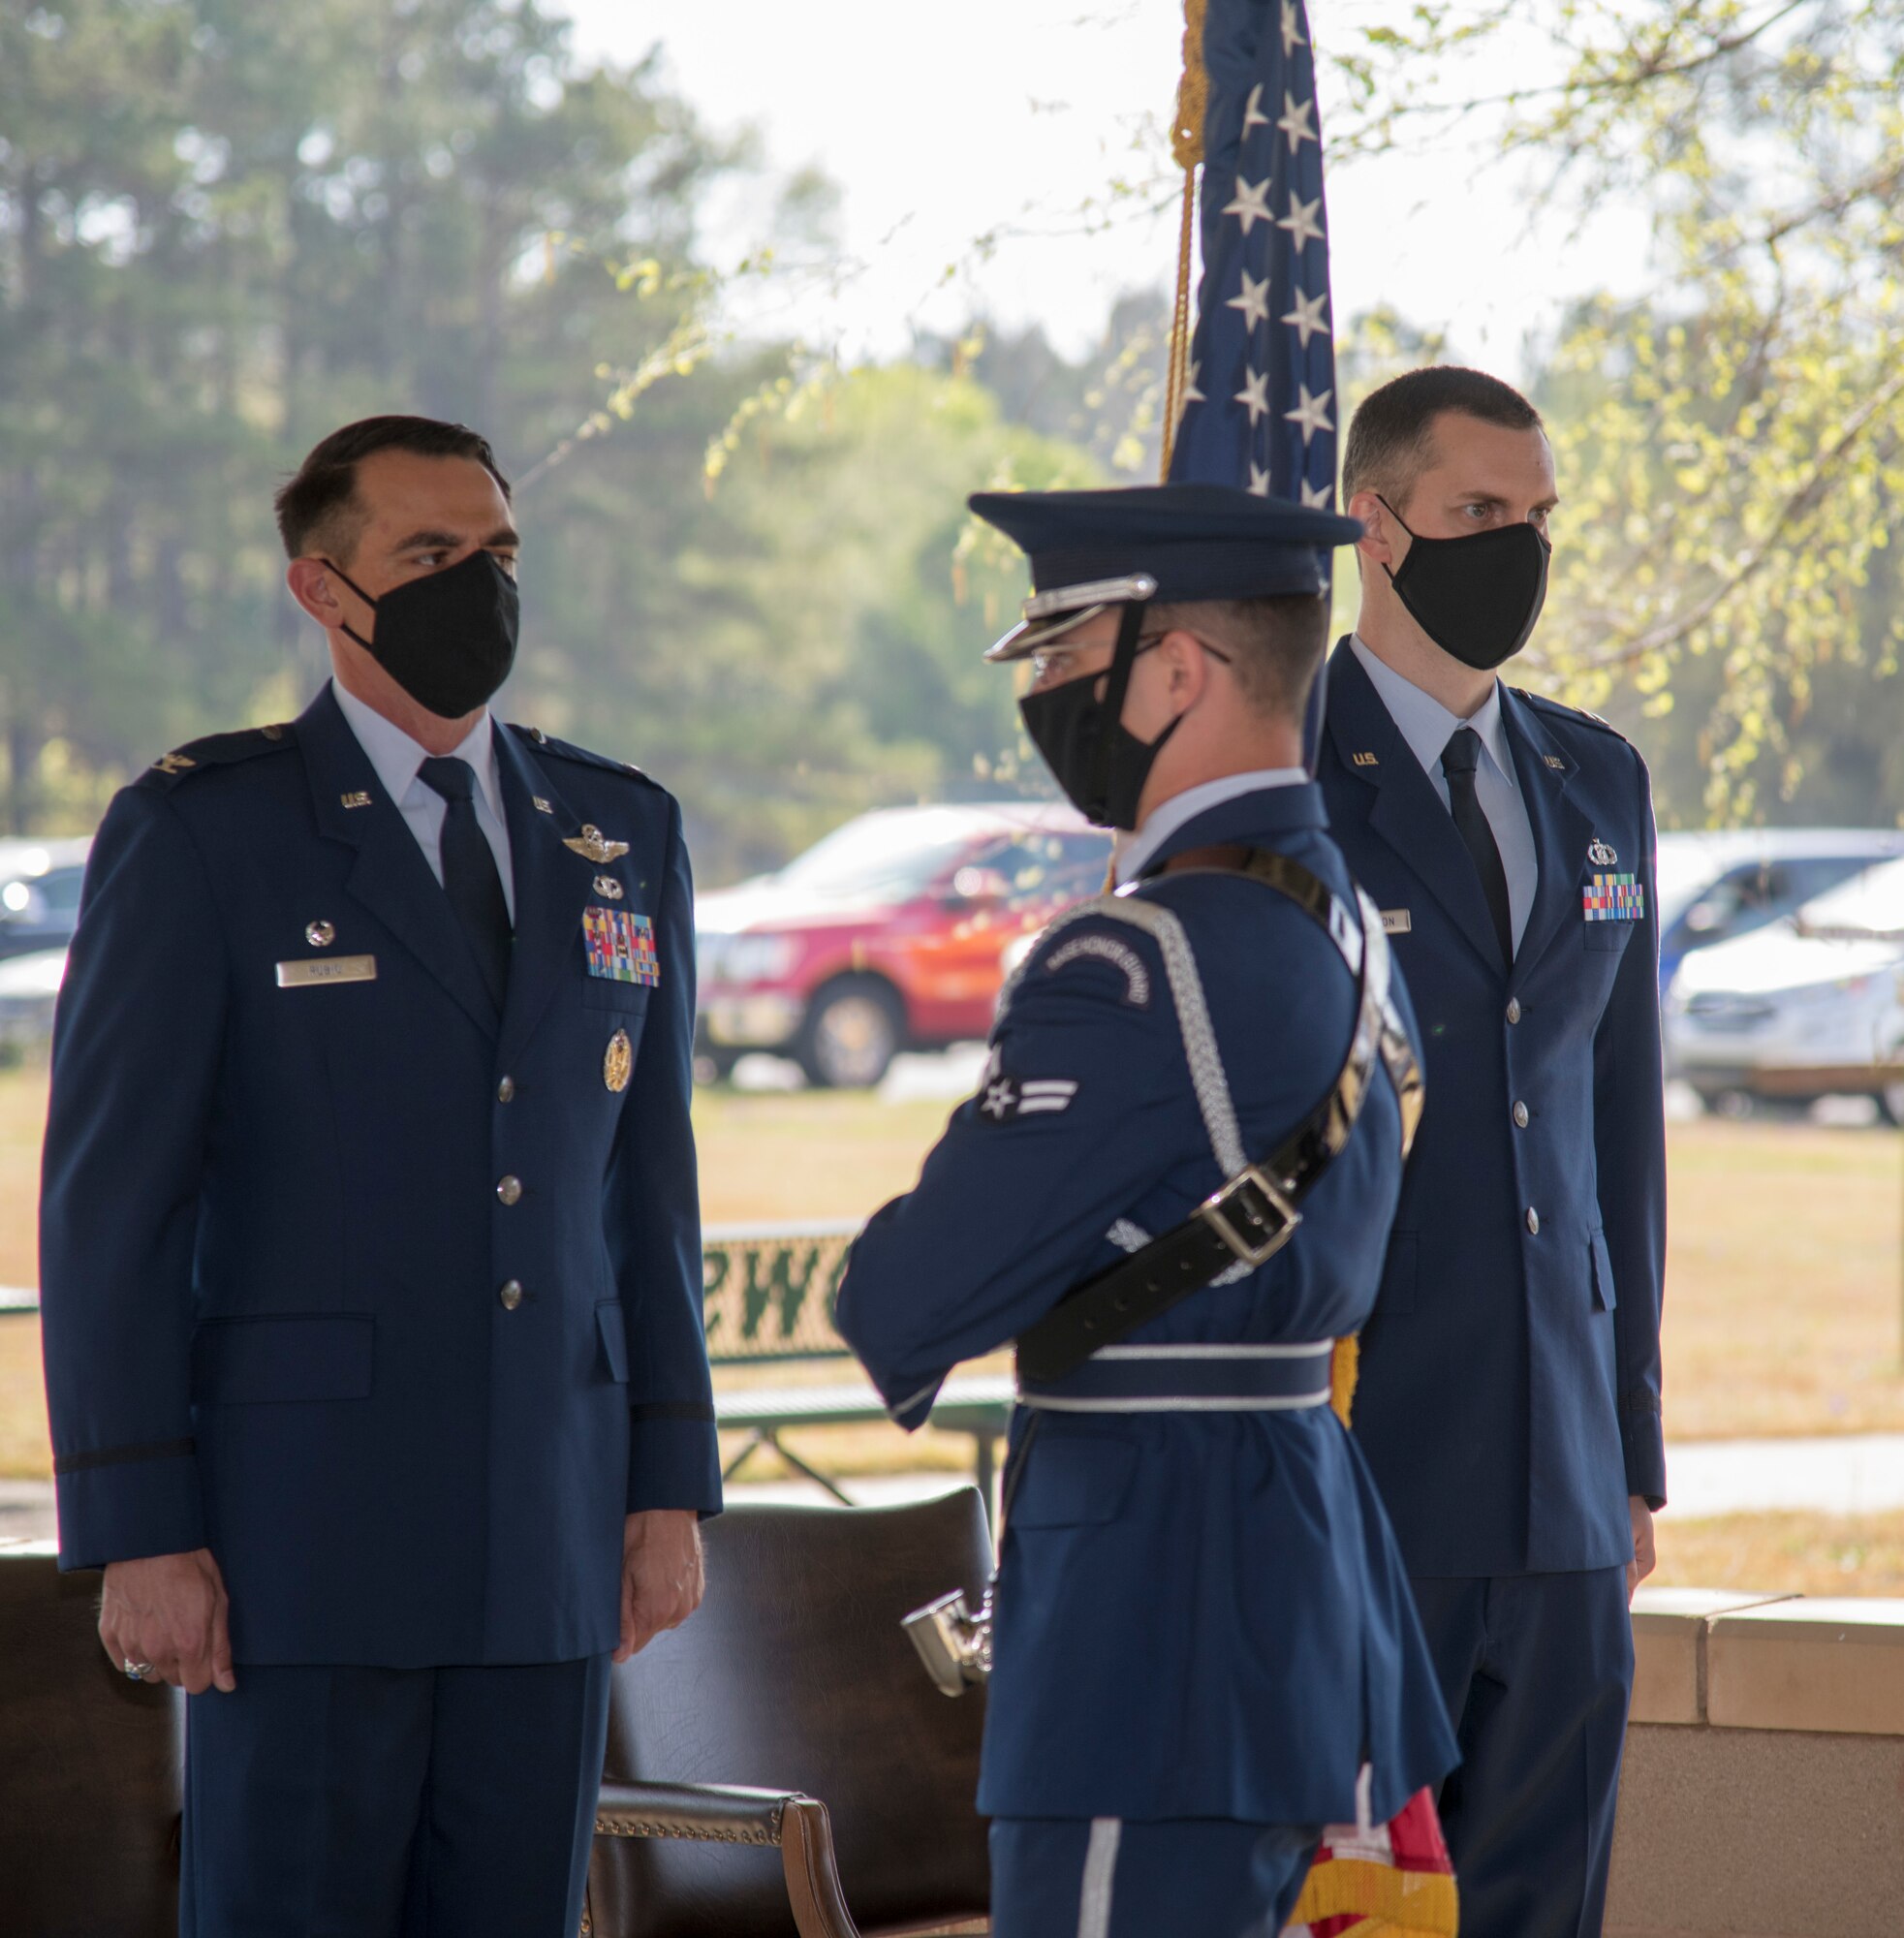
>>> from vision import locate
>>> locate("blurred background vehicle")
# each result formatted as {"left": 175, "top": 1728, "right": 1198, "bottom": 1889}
{"left": 694, "top": 804, "right": 1111, "bottom": 1088}
{"left": 1654, "top": 829, "right": 1904, "bottom": 996}
{"left": 0, "top": 840, "right": 90, "bottom": 966}
{"left": 1666, "top": 854, "right": 1904, "bottom": 1121}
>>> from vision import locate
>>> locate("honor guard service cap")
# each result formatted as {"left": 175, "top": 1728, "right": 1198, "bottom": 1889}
{"left": 971, "top": 483, "right": 1365, "bottom": 662}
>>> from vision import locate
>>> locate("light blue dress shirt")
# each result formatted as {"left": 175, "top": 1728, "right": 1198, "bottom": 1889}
{"left": 1116, "top": 766, "right": 1308, "bottom": 885}
{"left": 1348, "top": 635, "right": 1538, "bottom": 951}
{"left": 330, "top": 678, "right": 516, "bottom": 922}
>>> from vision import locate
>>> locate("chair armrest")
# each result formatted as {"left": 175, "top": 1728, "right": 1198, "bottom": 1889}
{"left": 590, "top": 1781, "right": 862, "bottom": 1938}
{"left": 594, "top": 1778, "right": 792, "bottom": 1846}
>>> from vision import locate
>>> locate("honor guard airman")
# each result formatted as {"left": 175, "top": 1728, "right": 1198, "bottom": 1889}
{"left": 39, "top": 417, "right": 720, "bottom": 1937}
{"left": 1318, "top": 367, "right": 1667, "bottom": 1938}
{"left": 835, "top": 484, "right": 1459, "bottom": 1938}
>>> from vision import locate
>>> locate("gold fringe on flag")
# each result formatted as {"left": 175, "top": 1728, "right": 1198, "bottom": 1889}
{"left": 1160, "top": 0, "right": 1208, "bottom": 480}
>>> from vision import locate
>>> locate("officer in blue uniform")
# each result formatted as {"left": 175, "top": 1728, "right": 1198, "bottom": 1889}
{"left": 836, "top": 484, "right": 1458, "bottom": 1938}
{"left": 39, "top": 416, "right": 722, "bottom": 1936}
{"left": 1316, "top": 367, "right": 1667, "bottom": 1938}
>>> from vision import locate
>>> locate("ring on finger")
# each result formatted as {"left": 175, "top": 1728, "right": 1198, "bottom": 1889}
{"left": 122, "top": 1657, "right": 155, "bottom": 1681}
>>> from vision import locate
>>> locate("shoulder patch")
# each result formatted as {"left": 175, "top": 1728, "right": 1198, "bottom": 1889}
{"left": 1043, "top": 929, "right": 1152, "bottom": 1007}
{"left": 507, "top": 723, "right": 661, "bottom": 790}
{"left": 1514, "top": 688, "right": 1631, "bottom": 745}
{"left": 136, "top": 723, "right": 297, "bottom": 791}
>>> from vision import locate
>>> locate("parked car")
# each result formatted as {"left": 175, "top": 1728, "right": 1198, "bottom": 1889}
{"left": 1653, "top": 828, "right": 1904, "bottom": 996}
{"left": 0, "top": 948, "right": 66, "bottom": 1058}
{"left": 0, "top": 838, "right": 90, "bottom": 964}
{"left": 1665, "top": 855, "right": 1904, "bottom": 1119}
{"left": 695, "top": 803, "right": 1112, "bottom": 1087}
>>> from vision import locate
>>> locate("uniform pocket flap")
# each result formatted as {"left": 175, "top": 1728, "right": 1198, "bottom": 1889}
{"left": 192, "top": 1314, "right": 373, "bottom": 1405}
{"left": 1590, "top": 1229, "right": 1619, "bottom": 1311}
{"left": 1011, "top": 1432, "right": 1139, "bottom": 1529}
{"left": 595, "top": 1299, "right": 630, "bottom": 1383}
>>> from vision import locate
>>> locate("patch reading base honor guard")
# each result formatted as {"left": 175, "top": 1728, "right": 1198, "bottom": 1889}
{"left": 582, "top": 906, "right": 660, "bottom": 986}
{"left": 604, "top": 1028, "right": 633, "bottom": 1093}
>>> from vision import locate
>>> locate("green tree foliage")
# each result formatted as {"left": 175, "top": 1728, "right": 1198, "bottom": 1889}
{"left": 0, "top": 0, "right": 1094, "bottom": 879}
{"left": 1328, "top": 1, "right": 1904, "bottom": 824}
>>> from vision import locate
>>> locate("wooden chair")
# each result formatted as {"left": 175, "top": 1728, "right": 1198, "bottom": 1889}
{"left": 0, "top": 1541, "right": 183, "bottom": 1937}
{"left": 584, "top": 1490, "right": 994, "bottom": 1938}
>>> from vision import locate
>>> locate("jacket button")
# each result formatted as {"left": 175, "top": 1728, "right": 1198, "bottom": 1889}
{"left": 497, "top": 1174, "right": 523, "bottom": 1206}
{"left": 1525, "top": 1206, "right": 1541, "bottom": 1235}
{"left": 1513, "top": 1101, "right": 1530, "bottom": 1129}
{"left": 496, "top": 1076, "right": 516, "bottom": 1104}
{"left": 1507, "top": 998, "right": 1522, "bottom": 1025}
{"left": 498, "top": 1279, "right": 523, "bottom": 1311}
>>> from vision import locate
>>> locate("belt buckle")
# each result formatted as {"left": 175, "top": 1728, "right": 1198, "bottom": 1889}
{"left": 1197, "top": 1166, "right": 1301, "bottom": 1268}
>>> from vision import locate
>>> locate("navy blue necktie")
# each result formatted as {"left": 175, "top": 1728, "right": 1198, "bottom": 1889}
{"left": 1441, "top": 727, "right": 1514, "bottom": 967}
{"left": 418, "top": 757, "right": 512, "bottom": 1007}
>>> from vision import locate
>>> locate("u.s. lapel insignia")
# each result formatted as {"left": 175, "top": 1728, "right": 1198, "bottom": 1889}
{"left": 593, "top": 875, "right": 624, "bottom": 901}
{"left": 565, "top": 823, "right": 630, "bottom": 864}
{"left": 1588, "top": 837, "right": 1617, "bottom": 866}
{"left": 1545, "top": 754, "right": 1567, "bottom": 771}
{"left": 532, "top": 796, "right": 553, "bottom": 815}
{"left": 1351, "top": 751, "right": 1379, "bottom": 768}
{"left": 604, "top": 1028, "right": 633, "bottom": 1093}
{"left": 340, "top": 791, "right": 374, "bottom": 809}
{"left": 152, "top": 751, "right": 196, "bottom": 775}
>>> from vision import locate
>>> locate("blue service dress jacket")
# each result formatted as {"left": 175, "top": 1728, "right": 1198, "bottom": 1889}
{"left": 39, "top": 684, "right": 722, "bottom": 1667}
{"left": 1317, "top": 641, "right": 1668, "bottom": 1579}
{"left": 836, "top": 783, "right": 1459, "bottom": 1829}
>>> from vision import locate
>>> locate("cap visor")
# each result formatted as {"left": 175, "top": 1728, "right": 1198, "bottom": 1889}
{"left": 983, "top": 604, "right": 1108, "bottom": 664}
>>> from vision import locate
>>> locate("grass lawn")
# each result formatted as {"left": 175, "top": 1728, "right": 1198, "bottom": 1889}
{"left": 1651, "top": 1510, "right": 1904, "bottom": 1599}
{"left": 8, "top": 1067, "right": 1904, "bottom": 1507}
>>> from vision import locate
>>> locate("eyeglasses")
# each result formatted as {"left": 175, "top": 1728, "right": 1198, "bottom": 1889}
{"left": 1027, "top": 631, "right": 1233, "bottom": 684}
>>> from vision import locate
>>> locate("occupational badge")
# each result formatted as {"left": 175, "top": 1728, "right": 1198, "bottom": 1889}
{"left": 604, "top": 1028, "right": 633, "bottom": 1093}
{"left": 1588, "top": 837, "right": 1618, "bottom": 866}
{"left": 593, "top": 875, "right": 624, "bottom": 900}
{"left": 305, "top": 921, "right": 336, "bottom": 948}
{"left": 1582, "top": 873, "right": 1644, "bottom": 922}
{"left": 582, "top": 906, "right": 660, "bottom": 986}
{"left": 565, "top": 824, "right": 630, "bottom": 864}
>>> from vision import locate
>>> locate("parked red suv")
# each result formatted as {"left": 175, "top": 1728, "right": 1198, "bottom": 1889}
{"left": 695, "top": 803, "right": 1112, "bottom": 1087}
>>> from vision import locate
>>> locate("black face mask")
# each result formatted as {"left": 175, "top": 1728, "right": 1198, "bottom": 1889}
{"left": 323, "top": 548, "right": 520, "bottom": 719}
{"left": 1379, "top": 496, "right": 1551, "bottom": 671}
{"left": 1017, "top": 606, "right": 1181, "bottom": 830}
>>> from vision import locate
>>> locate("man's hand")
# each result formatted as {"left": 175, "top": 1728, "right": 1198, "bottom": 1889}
{"left": 1627, "top": 1496, "right": 1657, "bottom": 1604}
{"left": 616, "top": 1510, "right": 704, "bottom": 1663}
{"left": 99, "top": 1548, "right": 235, "bottom": 1695}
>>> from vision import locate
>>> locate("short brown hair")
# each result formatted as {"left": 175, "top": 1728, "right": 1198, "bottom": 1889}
{"left": 1151, "top": 593, "right": 1330, "bottom": 722}
{"left": 273, "top": 415, "right": 512, "bottom": 561}
{"left": 1341, "top": 367, "right": 1544, "bottom": 513}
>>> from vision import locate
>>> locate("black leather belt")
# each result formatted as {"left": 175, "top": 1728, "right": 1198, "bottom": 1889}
{"left": 1014, "top": 849, "right": 1422, "bottom": 1385}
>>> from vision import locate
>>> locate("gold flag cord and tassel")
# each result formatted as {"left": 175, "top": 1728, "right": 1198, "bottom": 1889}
{"left": 1159, "top": 0, "right": 1207, "bottom": 480}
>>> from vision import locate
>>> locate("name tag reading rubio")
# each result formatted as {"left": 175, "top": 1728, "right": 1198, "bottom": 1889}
{"left": 276, "top": 954, "right": 378, "bottom": 988}
{"left": 582, "top": 906, "right": 660, "bottom": 986}
{"left": 1582, "top": 873, "right": 1645, "bottom": 922}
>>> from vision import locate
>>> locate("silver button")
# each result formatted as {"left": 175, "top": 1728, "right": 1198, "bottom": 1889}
{"left": 1506, "top": 998, "right": 1522, "bottom": 1025}
{"left": 497, "top": 1175, "right": 523, "bottom": 1206}
{"left": 498, "top": 1279, "right": 523, "bottom": 1311}
{"left": 1525, "top": 1206, "right": 1541, "bottom": 1235}
{"left": 496, "top": 1077, "right": 516, "bottom": 1104}
{"left": 1513, "top": 1101, "right": 1530, "bottom": 1129}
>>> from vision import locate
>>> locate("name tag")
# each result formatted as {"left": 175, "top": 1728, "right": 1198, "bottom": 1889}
{"left": 1381, "top": 909, "right": 1412, "bottom": 935}
{"left": 276, "top": 954, "right": 378, "bottom": 988}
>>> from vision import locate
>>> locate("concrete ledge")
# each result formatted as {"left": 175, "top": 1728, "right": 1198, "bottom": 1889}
{"left": 1629, "top": 1588, "right": 1795, "bottom": 1725}
{"left": 1707, "top": 1596, "right": 1904, "bottom": 1735}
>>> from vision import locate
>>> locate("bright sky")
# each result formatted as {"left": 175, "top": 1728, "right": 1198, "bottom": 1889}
{"left": 572, "top": 2, "right": 1657, "bottom": 379}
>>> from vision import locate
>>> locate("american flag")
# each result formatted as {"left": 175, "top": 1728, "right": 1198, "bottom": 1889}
{"left": 1167, "top": 0, "right": 1337, "bottom": 514}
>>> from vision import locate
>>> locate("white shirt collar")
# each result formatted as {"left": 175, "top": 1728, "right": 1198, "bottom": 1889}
{"left": 1114, "top": 766, "right": 1308, "bottom": 886}
{"left": 1348, "top": 634, "right": 1518, "bottom": 794}
{"left": 331, "top": 678, "right": 504, "bottom": 821}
